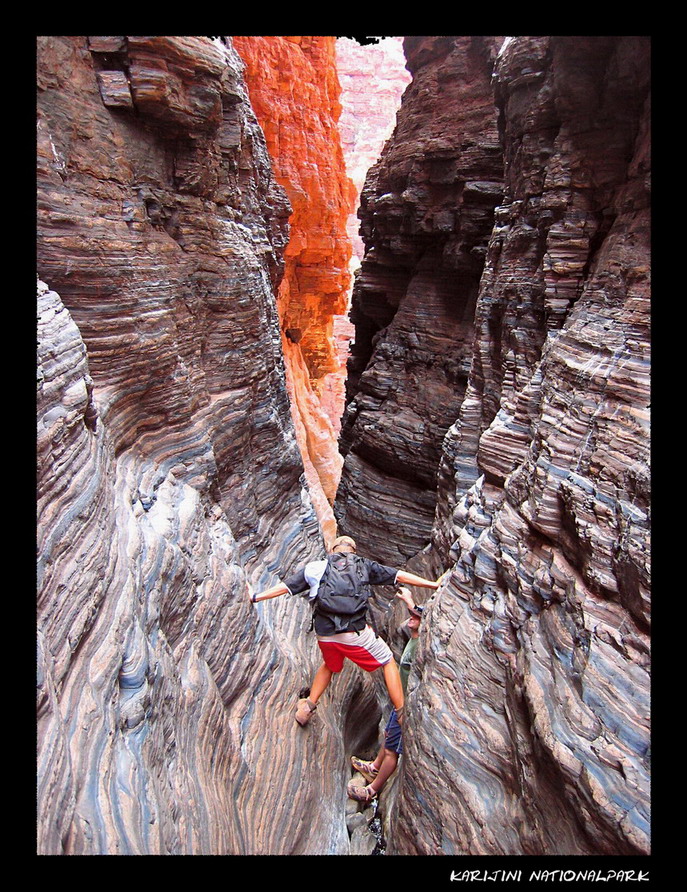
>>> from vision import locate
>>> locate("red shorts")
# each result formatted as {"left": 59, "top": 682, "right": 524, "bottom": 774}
{"left": 317, "top": 625, "right": 392, "bottom": 673}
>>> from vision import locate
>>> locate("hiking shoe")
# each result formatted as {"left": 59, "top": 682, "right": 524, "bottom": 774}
{"left": 347, "top": 780, "right": 377, "bottom": 803}
{"left": 295, "top": 697, "right": 317, "bottom": 727}
{"left": 350, "top": 756, "right": 379, "bottom": 783}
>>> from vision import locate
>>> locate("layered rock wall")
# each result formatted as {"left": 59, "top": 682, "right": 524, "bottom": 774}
{"left": 335, "top": 36, "right": 505, "bottom": 564}
{"left": 36, "top": 35, "right": 369, "bottom": 855}
{"left": 36, "top": 34, "right": 651, "bottom": 859}
{"left": 377, "top": 36, "right": 651, "bottom": 856}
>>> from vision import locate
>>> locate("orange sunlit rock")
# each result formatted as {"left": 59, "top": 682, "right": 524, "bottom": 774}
{"left": 233, "top": 36, "right": 354, "bottom": 540}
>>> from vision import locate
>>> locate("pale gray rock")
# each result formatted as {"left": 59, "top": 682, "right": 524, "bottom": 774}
{"left": 349, "top": 822, "right": 377, "bottom": 855}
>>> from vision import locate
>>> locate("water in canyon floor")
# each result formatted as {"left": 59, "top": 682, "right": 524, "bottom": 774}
{"left": 369, "top": 808, "right": 386, "bottom": 855}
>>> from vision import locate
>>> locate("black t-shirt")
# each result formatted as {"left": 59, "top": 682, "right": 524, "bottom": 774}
{"left": 284, "top": 555, "right": 399, "bottom": 636}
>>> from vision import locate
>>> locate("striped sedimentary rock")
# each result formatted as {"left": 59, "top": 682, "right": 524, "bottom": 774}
{"left": 36, "top": 36, "right": 367, "bottom": 855}
{"left": 335, "top": 36, "right": 505, "bottom": 565}
{"left": 391, "top": 36, "right": 650, "bottom": 855}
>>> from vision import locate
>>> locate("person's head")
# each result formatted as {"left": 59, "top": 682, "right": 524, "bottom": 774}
{"left": 407, "top": 611, "right": 422, "bottom": 633}
{"left": 405, "top": 599, "right": 423, "bottom": 634}
{"left": 331, "top": 535, "right": 357, "bottom": 554}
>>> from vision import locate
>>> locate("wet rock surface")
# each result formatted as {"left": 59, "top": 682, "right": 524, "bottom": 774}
{"left": 345, "top": 775, "right": 383, "bottom": 855}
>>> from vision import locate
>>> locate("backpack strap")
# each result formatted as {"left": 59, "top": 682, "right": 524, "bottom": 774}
{"left": 308, "top": 553, "right": 334, "bottom": 632}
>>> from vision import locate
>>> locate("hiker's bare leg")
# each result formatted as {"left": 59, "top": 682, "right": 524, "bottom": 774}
{"left": 382, "top": 659, "right": 404, "bottom": 712}
{"left": 372, "top": 743, "right": 385, "bottom": 771}
{"left": 309, "top": 662, "right": 334, "bottom": 704}
{"left": 369, "top": 748, "right": 399, "bottom": 794}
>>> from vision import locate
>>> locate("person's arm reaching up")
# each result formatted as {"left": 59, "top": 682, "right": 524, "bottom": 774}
{"left": 394, "top": 587, "right": 417, "bottom": 610}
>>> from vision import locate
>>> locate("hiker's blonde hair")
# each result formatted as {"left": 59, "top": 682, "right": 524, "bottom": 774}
{"left": 331, "top": 535, "right": 357, "bottom": 553}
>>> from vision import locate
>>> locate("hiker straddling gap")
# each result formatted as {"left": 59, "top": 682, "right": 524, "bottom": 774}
{"left": 248, "top": 535, "right": 439, "bottom": 727}
{"left": 348, "top": 586, "right": 423, "bottom": 804}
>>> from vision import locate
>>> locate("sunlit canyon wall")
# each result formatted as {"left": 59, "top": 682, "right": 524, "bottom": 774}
{"left": 336, "top": 36, "right": 411, "bottom": 270}
{"left": 232, "top": 36, "right": 353, "bottom": 545}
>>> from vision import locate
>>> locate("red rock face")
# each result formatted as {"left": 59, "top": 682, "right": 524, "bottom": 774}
{"left": 234, "top": 37, "right": 353, "bottom": 374}
{"left": 233, "top": 36, "right": 355, "bottom": 540}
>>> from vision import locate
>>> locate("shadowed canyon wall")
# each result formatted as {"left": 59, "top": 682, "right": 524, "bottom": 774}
{"left": 338, "top": 36, "right": 651, "bottom": 856}
{"left": 37, "top": 35, "right": 377, "bottom": 856}
{"left": 37, "top": 34, "right": 650, "bottom": 859}
{"left": 336, "top": 35, "right": 506, "bottom": 565}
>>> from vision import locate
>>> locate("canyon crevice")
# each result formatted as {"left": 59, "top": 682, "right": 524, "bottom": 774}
{"left": 232, "top": 36, "right": 353, "bottom": 546}
{"left": 37, "top": 35, "right": 650, "bottom": 859}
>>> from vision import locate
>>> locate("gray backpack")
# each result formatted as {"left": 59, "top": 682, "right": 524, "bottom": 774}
{"left": 312, "top": 553, "right": 371, "bottom": 633}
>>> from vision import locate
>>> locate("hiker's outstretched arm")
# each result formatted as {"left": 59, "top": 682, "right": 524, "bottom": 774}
{"left": 249, "top": 582, "right": 289, "bottom": 603}
{"left": 396, "top": 570, "right": 440, "bottom": 590}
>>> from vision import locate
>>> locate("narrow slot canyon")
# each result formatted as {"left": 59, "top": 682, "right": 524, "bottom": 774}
{"left": 230, "top": 35, "right": 410, "bottom": 551}
{"left": 37, "top": 35, "right": 651, "bottom": 870}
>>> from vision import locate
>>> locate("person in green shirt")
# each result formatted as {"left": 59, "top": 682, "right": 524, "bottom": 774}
{"left": 347, "top": 586, "right": 424, "bottom": 803}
